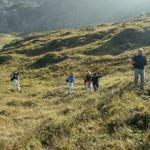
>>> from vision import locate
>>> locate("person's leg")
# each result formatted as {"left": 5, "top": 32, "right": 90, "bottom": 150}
{"left": 85, "top": 82, "right": 88, "bottom": 91}
{"left": 14, "top": 80, "right": 18, "bottom": 90}
{"left": 90, "top": 82, "right": 93, "bottom": 92}
{"left": 93, "top": 83, "right": 96, "bottom": 92}
{"left": 70, "top": 83, "right": 74, "bottom": 94}
{"left": 140, "top": 69, "right": 145, "bottom": 90}
{"left": 16, "top": 80, "right": 21, "bottom": 91}
{"left": 97, "top": 82, "right": 100, "bottom": 91}
{"left": 134, "top": 69, "right": 139, "bottom": 88}
{"left": 11, "top": 80, "right": 16, "bottom": 90}
{"left": 68, "top": 83, "right": 71, "bottom": 94}
{"left": 87, "top": 83, "right": 90, "bottom": 92}
{"left": 86, "top": 82, "right": 91, "bottom": 92}
{"left": 93, "top": 83, "right": 99, "bottom": 92}
{"left": 96, "top": 83, "right": 99, "bottom": 92}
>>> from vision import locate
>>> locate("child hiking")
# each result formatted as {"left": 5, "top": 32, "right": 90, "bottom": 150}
{"left": 92, "top": 72, "right": 102, "bottom": 92}
{"left": 84, "top": 71, "right": 93, "bottom": 92}
{"left": 66, "top": 72, "right": 75, "bottom": 95}
{"left": 10, "top": 71, "right": 21, "bottom": 92}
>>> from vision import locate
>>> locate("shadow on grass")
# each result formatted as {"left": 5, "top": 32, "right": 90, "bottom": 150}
{"left": 84, "top": 28, "right": 150, "bottom": 56}
{"left": 29, "top": 53, "right": 68, "bottom": 69}
{"left": 0, "top": 55, "right": 12, "bottom": 64}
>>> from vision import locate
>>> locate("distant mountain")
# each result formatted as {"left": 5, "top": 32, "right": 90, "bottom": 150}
{"left": 0, "top": 0, "right": 150, "bottom": 33}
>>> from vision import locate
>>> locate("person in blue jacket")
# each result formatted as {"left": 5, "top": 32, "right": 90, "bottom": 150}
{"left": 132, "top": 48, "right": 147, "bottom": 90}
{"left": 66, "top": 72, "right": 75, "bottom": 94}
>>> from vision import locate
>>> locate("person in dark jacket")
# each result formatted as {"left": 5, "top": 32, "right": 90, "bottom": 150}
{"left": 92, "top": 72, "right": 102, "bottom": 92}
{"left": 132, "top": 48, "right": 147, "bottom": 90}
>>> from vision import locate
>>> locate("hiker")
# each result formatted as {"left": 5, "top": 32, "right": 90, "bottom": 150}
{"left": 92, "top": 72, "right": 102, "bottom": 92}
{"left": 132, "top": 48, "right": 147, "bottom": 90}
{"left": 10, "top": 71, "right": 21, "bottom": 92}
{"left": 66, "top": 72, "right": 75, "bottom": 94}
{"left": 84, "top": 71, "right": 93, "bottom": 92}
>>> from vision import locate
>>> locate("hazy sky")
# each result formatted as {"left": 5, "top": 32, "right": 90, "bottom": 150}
{"left": 39, "top": 0, "right": 150, "bottom": 28}
{"left": 71, "top": 0, "right": 150, "bottom": 23}
{"left": 42, "top": 0, "right": 150, "bottom": 26}
{"left": 1, "top": 0, "right": 150, "bottom": 32}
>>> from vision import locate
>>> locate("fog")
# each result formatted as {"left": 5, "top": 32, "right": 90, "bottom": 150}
{"left": 0, "top": 0, "right": 150, "bottom": 32}
{"left": 50, "top": 0, "right": 150, "bottom": 25}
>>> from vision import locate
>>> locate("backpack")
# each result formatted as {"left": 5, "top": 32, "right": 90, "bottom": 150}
{"left": 10, "top": 73, "right": 18, "bottom": 81}
{"left": 66, "top": 76, "right": 74, "bottom": 83}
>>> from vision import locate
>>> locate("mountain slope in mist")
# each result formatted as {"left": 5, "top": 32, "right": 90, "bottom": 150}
{"left": 0, "top": 0, "right": 150, "bottom": 33}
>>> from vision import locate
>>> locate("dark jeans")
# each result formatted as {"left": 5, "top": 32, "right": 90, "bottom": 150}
{"left": 93, "top": 83, "right": 99, "bottom": 91}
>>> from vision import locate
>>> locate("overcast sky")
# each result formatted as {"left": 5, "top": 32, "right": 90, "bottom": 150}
{"left": 1, "top": 0, "right": 150, "bottom": 32}
{"left": 41, "top": 0, "right": 150, "bottom": 27}
{"left": 69, "top": 0, "right": 150, "bottom": 24}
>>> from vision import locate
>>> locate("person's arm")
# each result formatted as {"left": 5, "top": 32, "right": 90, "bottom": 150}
{"left": 132, "top": 56, "right": 135, "bottom": 65}
{"left": 132, "top": 56, "right": 138, "bottom": 68}
{"left": 144, "top": 57, "right": 148, "bottom": 66}
{"left": 66, "top": 77, "right": 69, "bottom": 83}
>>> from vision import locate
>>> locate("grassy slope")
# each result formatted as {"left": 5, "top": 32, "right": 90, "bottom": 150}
{"left": 0, "top": 17, "right": 150, "bottom": 149}
{"left": 0, "top": 34, "right": 21, "bottom": 49}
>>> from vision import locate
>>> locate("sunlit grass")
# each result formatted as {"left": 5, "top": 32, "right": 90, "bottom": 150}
{"left": 0, "top": 17, "right": 150, "bottom": 149}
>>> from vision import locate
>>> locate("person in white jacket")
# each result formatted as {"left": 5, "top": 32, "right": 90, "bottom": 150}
{"left": 10, "top": 71, "right": 21, "bottom": 92}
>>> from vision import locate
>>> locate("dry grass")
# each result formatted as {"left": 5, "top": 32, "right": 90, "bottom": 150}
{"left": 0, "top": 17, "right": 150, "bottom": 150}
